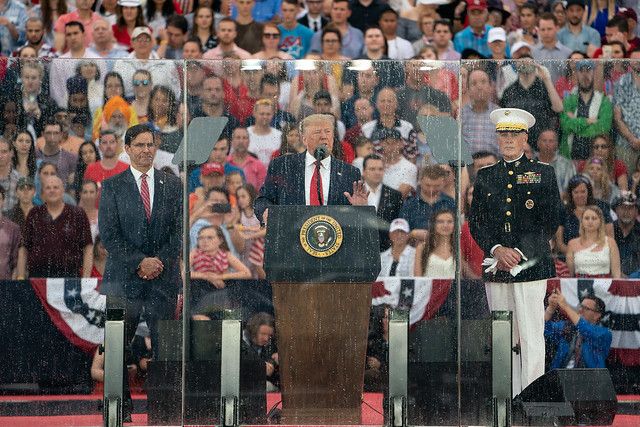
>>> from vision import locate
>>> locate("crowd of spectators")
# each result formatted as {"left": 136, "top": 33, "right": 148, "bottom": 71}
{"left": 1, "top": 0, "right": 640, "bottom": 391}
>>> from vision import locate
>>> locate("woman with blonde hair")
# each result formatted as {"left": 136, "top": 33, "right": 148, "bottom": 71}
{"left": 414, "top": 209, "right": 455, "bottom": 278}
{"left": 566, "top": 205, "right": 621, "bottom": 278}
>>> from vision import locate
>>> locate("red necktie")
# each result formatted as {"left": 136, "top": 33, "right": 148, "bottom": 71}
{"left": 310, "top": 161, "right": 323, "bottom": 206}
{"left": 140, "top": 173, "right": 151, "bottom": 221}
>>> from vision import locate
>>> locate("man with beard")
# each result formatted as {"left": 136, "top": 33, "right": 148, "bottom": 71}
{"left": 559, "top": 60, "right": 613, "bottom": 160}
{"left": 499, "top": 55, "right": 564, "bottom": 151}
{"left": 612, "top": 192, "right": 640, "bottom": 276}
{"left": 12, "top": 17, "right": 56, "bottom": 58}
{"left": 557, "top": 0, "right": 601, "bottom": 54}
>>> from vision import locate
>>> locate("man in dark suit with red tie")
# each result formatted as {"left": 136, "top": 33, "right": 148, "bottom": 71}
{"left": 99, "top": 124, "right": 182, "bottom": 420}
{"left": 255, "top": 114, "right": 369, "bottom": 224}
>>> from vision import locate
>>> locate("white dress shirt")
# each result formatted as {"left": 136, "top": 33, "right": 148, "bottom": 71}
{"left": 365, "top": 182, "right": 383, "bottom": 211}
{"left": 130, "top": 166, "right": 155, "bottom": 215}
{"left": 304, "top": 151, "right": 331, "bottom": 205}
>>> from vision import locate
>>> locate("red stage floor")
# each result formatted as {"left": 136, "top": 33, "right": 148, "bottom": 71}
{"left": 0, "top": 393, "right": 638, "bottom": 426}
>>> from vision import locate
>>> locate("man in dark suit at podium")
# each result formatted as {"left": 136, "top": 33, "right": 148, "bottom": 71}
{"left": 99, "top": 124, "right": 182, "bottom": 420}
{"left": 255, "top": 114, "right": 368, "bottom": 224}
{"left": 362, "top": 153, "right": 403, "bottom": 250}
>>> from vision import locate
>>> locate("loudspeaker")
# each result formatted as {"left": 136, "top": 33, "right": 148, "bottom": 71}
{"left": 514, "top": 368, "right": 617, "bottom": 425}
{"left": 146, "top": 320, "right": 266, "bottom": 425}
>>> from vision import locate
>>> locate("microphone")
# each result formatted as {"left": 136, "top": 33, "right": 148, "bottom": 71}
{"left": 314, "top": 144, "right": 329, "bottom": 161}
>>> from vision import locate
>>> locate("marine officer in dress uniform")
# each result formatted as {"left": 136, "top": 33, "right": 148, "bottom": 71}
{"left": 469, "top": 108, "right": 562, "bottom": 396}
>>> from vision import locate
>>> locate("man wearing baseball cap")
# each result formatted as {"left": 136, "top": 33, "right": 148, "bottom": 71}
{"left": 469, "top": 107, "right": 562, "bottom": 396}
{"left": 453, "top": 0, "right": 493, "bottom": 58}
{"left": 612, "top": 191, "right": 640, "bottom": 276}
{"left": 617, "top": 8, "right": 639, "bottom": 43}
{"left": 557, "top": 0, "right": 601, "bottom": 53}
{"left": 379, "top": 218, "right": 415, "bottom": 277}
{"left": 112, "top": 26, "right": 182, "bottom": 98}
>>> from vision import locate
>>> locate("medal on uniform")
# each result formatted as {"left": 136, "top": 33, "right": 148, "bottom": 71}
{"left": 517, "top": 171, "right": 542, "bottom": 185}
{"left": 525, "top": 199, "right": 534, "bottom": 209}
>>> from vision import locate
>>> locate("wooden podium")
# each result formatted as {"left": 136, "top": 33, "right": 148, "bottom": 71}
{"left": 265, "top": 206, "right": 381, "bottom": 424}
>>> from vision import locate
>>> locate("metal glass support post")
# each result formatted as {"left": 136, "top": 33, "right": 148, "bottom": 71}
{"left": 388, "top": 309, "right": 408, "bottom": 427}
{"left": 220, "top": 310, "right": 241, "bottom": 427}
{"left": 103, "top": 305, "right": 125, "bottom": 427}
{"left": 492, "top": 310, "right": 513, "bottom": 427}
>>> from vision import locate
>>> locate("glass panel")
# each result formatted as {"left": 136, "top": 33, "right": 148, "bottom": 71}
{"left": 4, "top": 54, "right": 640, "bottom": 427}
{"left": 0, "top": 56, "right": 185, "bottom": 425}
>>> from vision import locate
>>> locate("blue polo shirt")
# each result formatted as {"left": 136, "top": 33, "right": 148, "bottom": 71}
{"left": 399, "top": 193, "right": 455, "bottom": 231}
{"left": 453, "top": 24, "right": 492, "bottom": 58}
{"left": 557, "top": 25, "right": 601, "bottom": 54}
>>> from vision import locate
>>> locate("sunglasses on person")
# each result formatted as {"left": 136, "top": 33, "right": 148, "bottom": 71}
{"left": 133, "top": 79, "right": 150, "bottom": 86}
{"left": 263, "top": 32, "right": 280, "bottom": 39}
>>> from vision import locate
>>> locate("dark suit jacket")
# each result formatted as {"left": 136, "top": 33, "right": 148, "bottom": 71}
{"left": 376, "top": 185, "right": 403, "bottom": 251}
{"left": 254, "top": 152, "right": 361, "bottom": 223}
{"left": 98, "top": 168, "right": 182, "bottom": 298}
{"left": 469, "top": 155, "right": 562, "bottom": 282}
{"left": 297, "top": 15, "right": 328, "bottom": 31}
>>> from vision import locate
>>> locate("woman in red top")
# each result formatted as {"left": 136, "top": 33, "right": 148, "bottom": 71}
{"left": 91, "top": 235, "right": 107, "bottom": 278}
{"left": 112, "top": 1, "right": 146, "bottom": 49}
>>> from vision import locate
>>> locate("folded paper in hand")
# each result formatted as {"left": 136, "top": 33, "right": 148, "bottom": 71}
{"left": 483, "top": 248, "right": 529, "bottom": 277}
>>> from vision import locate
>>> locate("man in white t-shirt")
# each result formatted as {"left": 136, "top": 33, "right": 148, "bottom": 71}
{"left": 248, "top": 99, "right": 282, "bottom": 167}
{"left": 379, "top": 128, "right": 417, "bottom": 198}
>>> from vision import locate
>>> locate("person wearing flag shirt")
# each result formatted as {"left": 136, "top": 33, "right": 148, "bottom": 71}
{"left": 544, "top": 289, "right": 612, "bottom": 369}
{"left": 255, "top": 113, "right": 368, "bottom": 226}
{"left": 469, "top": 107, "right": 562, "bottom": 396}
{"left": 277, "top": 0, "right": 314, "bottom": 59}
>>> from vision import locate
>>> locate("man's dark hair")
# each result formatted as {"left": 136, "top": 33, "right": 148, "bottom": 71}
{"left": 433, "top": 19, "right": 453, "bottom": 33}
{"left": 538, "top": 12, "right": 558, "bottom": 26}
{"left": 607, "top": 16, "right": 629, "bottom": 33}
{"left": 43, "top": 119, "right": 62, "bottom": 133}
{"left": 124, "top": 123, "right": 154, "bottom": 146}
{"left": 184, "top": 37, "right": 203, "bottom": 52}
{"left": 167, "top": 14, "right": 188, "bottom": 34}
{"left": 584, "top": 296, "right": 606, "bottom": 315}
{"left": 282, "top": 0, "right": 299, "bottom": 6}
{"left": 217, "top": 17, "right": 236, "bottom": 30}
{"left": 629, "top": 47, "right": 640, "bottom": 57}
{"left": 606, "top": 40, "right": 627, "bottom": 56}
{"left": 246, "top": 312, "right": 275, "bottom": 342}
{"left": 205, "top": 186, "right": 229, "bottom": 201}
{"left": 363, "top": 153, "right": 383, "bottom": 170}
{"left": 332, "top": 0, "right": 351, "bottom": 9}
{"left": 521, "top": 3, "right": 538, "bottom": 14}
{"left": 65, "top": 20, "right": 85, "bottom": 33}
{"left": 0, "top": 185, "right": 5, "bottom": 200}
{"left": 100, "top": 129, "right": 117, "bottom": 140}
{"left": 260, "top": 73, "right": 280, "bottom": 93}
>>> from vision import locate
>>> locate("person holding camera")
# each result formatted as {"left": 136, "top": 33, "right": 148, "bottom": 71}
{"left": 189, "top": 185, "right": 245, "bottom": 257}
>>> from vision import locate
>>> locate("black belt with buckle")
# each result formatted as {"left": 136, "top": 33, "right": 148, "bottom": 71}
{"left": 504, "top": 222, "right": 511, "bottom": 233}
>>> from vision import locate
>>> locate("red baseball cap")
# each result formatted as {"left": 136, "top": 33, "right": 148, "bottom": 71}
{"left": 201, "top": 162, "right": 224, "bottom": 176}
{"left": 617, "top": 8, "right": 638, "bottom": 23}
{"left": 467, "top": 0, "right": 488, "bottom": 10}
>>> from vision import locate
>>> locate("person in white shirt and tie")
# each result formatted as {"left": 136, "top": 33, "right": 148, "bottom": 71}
{"left": 362, "top": 153, "right": 404, "bottom": 250}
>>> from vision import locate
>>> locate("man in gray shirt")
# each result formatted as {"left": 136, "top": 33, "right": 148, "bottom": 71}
{"left": 536, "top": 129, "right": 576, "bottom": 197}
{"left": 36, "top": 121, "right": 78, "bottom": 187}
{"left": 533, "top": 12, "right": 572, "bottom": 81}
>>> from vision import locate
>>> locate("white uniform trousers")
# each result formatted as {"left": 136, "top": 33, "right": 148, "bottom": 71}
{"left": 485, "top": 279, "right": 547, "bottom": 397}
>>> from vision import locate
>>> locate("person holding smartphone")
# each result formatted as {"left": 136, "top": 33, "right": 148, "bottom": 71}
{"left": 189, "top": 186, "right": 245, "bottom": 256}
